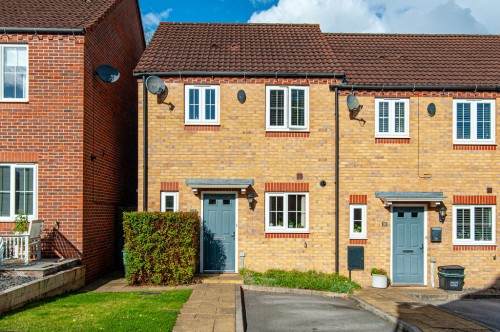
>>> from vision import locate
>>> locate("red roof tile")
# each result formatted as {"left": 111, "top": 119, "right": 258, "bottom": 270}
{"left": 0, "top": 0, "right": 124, "bottom": 30}
{"left": 327, "top": 33, "right": 500, "bottom": 86}
{"left": 135, "top": 23, "right": 343, "bottom": 75}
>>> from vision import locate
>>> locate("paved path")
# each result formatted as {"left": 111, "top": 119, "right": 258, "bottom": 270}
{"left": 173, "top": 284, "right": 237, "bottom": 332}
{"left": 354, "top": 287, "right": 491, "bottom": 331}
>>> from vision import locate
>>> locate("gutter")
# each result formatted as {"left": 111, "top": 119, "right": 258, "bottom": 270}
{"left": 329, "top": 84, "right": 500, "bottom": 91}
{"left": 334, "top": 87, "right": 340, "bottom": 274}
{"left": 1, "top": 27, "right": 85, "bottom": 34}
{"left": 133, "top": 71, "right": 345, "bottom": 78}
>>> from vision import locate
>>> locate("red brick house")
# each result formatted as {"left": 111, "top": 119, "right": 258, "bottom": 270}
{"left": 0, "top": 0, "right": 145, "bottom": 281}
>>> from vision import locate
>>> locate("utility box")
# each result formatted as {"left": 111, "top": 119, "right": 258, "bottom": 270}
{"left": 438, "top": 265, "right": 465, "bottom": 291}
{"left": 347, "top": 246, "right": 364, "bottom": 270}
{"left": 431, "top": 227, "right": 442, "bottom": 242}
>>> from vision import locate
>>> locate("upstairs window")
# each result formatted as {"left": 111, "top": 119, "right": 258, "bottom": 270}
{"left": 0, "top": 164, "right": 37, "bottom": 220}
{"left": 1, "top": 45, "right": 28, "bottom": 101}
{"left": 266, "top": 86, "right": 309, "bottom": 131}
{"left": 453, "top": 100, "right": 495, "bottom": 144}
{"left": 453, "top": 205, "right": 495, "bottom": 245}
{"left": 184, "top": 85, "right": 220, "bottom": 125}
{"left": 375, "top": 99, "right": 409, "bottom": 138}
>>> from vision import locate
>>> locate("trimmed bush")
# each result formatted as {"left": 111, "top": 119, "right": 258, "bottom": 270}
{"left": 123, "top": 212, "right": 200, "bottom": 285}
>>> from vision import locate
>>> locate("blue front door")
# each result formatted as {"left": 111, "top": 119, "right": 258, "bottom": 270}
{"left": 393, "top": 207, "right": 424, "bottom": 284}
{"left": 203, "top": 194, "right": 236, "bottom": 272}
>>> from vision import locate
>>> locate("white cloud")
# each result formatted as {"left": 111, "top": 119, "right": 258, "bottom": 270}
{"left": 248, "top": 0, "right": 498, "bottom": 34}
{"left": 250, "top": 0, "right": 276, "bottom": 7}
{"left": 142, "top": 9, "right": 172, "bottom": 41}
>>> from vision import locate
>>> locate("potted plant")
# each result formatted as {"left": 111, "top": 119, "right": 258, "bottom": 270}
{"left": 13, "top": 212, "right": 29, "bottom": 234}
{"left": 371, "top": 268, "right": 388, "bottom": 288}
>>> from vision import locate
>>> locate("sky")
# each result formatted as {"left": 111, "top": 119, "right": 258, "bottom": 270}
{"left": 138, "top": 0, "right": 499, "bottom": 40}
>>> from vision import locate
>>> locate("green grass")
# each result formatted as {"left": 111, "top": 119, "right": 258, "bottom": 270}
{"left": 241, "top": 269, "right": 361, "bottom": 294}
{"left": 0, "top": 290, "right": 192, "bottom": 332}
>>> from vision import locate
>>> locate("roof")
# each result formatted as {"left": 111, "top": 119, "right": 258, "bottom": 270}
{"left": 0, "top": 0, "right": 122, "bottom": 30}
{"left": 327, "top": 33, "right": 500, "bottom": 86}
{"left": 135, "top": 23, "right": 343, "bottom": 75}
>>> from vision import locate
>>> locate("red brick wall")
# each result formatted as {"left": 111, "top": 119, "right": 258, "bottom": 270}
{"left": 0, "top": 34, "right": 86, "bottom": 255}
{"left": 82, "top": 0, "right": 144, "bottom": 281}
{"left": 0, "top": 0, "right": 143, "bottom": 282}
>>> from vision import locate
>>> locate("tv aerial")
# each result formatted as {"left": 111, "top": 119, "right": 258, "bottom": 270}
{"left": 96, "top": 64, "right": 120, "bottom": 83}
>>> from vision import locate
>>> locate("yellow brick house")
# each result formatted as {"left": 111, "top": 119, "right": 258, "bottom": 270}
{"left": 134, "top": 24, "right": 499, "bottom": 288}
{"left": 328, "top": 34, "right": 499, "bottom": 288}
{"left": 134, "top": 23, "right": 344, "bottom": 274}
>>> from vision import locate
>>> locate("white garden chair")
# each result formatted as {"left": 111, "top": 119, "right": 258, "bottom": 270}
{"left": 0, "top": 219, "right": 44, "bottom": 265}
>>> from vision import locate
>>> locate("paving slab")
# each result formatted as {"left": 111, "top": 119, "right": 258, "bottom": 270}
{"left": 353, "top": 287, "right": 491, "bottom": 331}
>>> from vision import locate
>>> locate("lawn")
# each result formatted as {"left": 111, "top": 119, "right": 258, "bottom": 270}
{"left": 241, "top": 269, "right": 361, "bottom": 293}
{"left": 0, "top": 290, "right": 192, "bottom": 332}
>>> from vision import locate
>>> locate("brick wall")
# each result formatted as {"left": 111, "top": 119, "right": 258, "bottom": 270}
{"left": 0, "top": 34, "right": 86, "bottom": 255}
{"left": 82, "top": 0, "right": 143, "bottom": 281}
{"left": 0, "top": 0, "right": 143, "bottom": 283}
{"left": 138, "top": 78, "right": 339, "bottom": 273}
{"left": 338, "top": 90, "right": 499, "bottom": 288}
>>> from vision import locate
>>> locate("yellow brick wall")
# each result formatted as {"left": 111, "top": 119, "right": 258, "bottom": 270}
{"left": 138, "top": 79, "right": 339, "bottom": 273}
{"left": 339, "top": 92, "right": 499, "bottom": 288}
{"left": 138, "top": 81, "right": 499, "bottom": 288}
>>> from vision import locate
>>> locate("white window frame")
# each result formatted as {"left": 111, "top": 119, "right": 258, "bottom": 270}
{"left": 266, "top": 86, "right": 309, "bottom": 131}
{"left": 265, "top": 192, "right": 309, "bottom": 233}
{"left": 452, "top": 205, "right": 496, "bottom": 245}
{"left": 184, "top": 85, "right": 220, "bottom": 125}
{"left": 374, "top": 98, "right": 410, "bottom": 138}
{"left": 160, "top": 192, "right": 179, "bottom": 212}
{"left": 0, "top": 163, "right": 37, "bottom": 221}
{"left": 453, "top": 99, "right": 496, "bottom": 145}
{"left": 0, "top": 44, "right": 29, "bottom": 102}
{"left": 349, "top": 204, "right": 367, "bottom": 239}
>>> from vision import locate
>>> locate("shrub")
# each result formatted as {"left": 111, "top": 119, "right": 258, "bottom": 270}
{"left": 13, "top": 212, "right": 29, "bottom": 234}
{"left": 123, "top": 212, "right": 200, "bottom": 285}
{"left": 371, "top": 268, "right": 387, "bottom": 275}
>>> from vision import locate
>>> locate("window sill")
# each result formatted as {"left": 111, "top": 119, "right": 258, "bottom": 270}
{"left": 184, "top": 125, "right": 220, "bottom": 131}
{"left": 0, "top": 99, "right": 29, "bottom": 103}
{"left": 265, "top": 233, "right": 309, "bottom": 238}
{"left": 265, "top": 229, "right": 309, "bottom": 234}
{"left": 349, "top": 239, "right": 367, "bottom": 244}
{"left": 265, "top": 132, "right": 310, "bottom": 137}
{"left": 374, "top": 138, "right": 410, "bottom": 144}
{"left": 453, "top": 144, "right": 496, "bottom": 150}
{"left": 453, "top": 244, "right": 497, "bottom": 251}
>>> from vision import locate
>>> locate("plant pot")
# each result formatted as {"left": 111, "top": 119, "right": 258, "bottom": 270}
{"left": 372, "top": 274, "right": 388, "bottom": 288}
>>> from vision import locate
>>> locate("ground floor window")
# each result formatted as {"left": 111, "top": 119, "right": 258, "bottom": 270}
{"left": 160, "top": 192, "right": 178, "bottom": 212}
{"left": 265, "top": 193, "right": 308, "bottom": 233}
{"left": 0, "top": 163, "right": 37, "bottom": 220}
{"left": 350, "top": 204, "right": 367, "bottom": 239}
{"left": 453, "top": 205, "right": 495, "bottom": 244}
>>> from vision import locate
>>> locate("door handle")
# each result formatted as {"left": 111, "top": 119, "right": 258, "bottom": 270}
{"left": 419, "top": 244, "right": 424, "bottom": 250}
{"left": 231, "top": 232, "right": 235, "bottom": 238}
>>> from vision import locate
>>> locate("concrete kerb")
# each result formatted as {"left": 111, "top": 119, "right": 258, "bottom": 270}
{"left": 349, "top": 295, "right": 421, "bottom": 332}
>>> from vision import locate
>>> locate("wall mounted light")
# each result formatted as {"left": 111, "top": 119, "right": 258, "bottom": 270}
{"left": 439, "top": 205, "right": 447, "bottom": 222}
{"left": 247, "top": 193, "right": 255, "bottom": 209}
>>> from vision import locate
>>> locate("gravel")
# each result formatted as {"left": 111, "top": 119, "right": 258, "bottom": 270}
{"left": 0, "top": 274, "right": 37, "bottom": 292}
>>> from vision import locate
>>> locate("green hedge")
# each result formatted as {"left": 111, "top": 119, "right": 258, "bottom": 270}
{"left": 123, "top": 212, "right": 200, "bottom": 285}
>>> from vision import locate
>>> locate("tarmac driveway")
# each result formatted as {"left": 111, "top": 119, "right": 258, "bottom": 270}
{"left": 435, "top": 299, "right": 500, "bottom": 331}
{"left": 244, "top": 291, "right": 396, "bottom": 332}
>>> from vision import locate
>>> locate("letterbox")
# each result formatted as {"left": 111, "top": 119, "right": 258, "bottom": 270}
{"left": 431, "top": 227, "right": 442, "bottom": 242}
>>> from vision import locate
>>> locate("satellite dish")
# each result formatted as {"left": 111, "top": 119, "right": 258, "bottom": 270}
{"left": 346, "top": 94, "right": 360, "bottom": 111}
{"left": 146, "top": 76, "right": 166, "bottom": 95}
{"left": 96, "top": 64, "right": 120, "bottom": 83}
